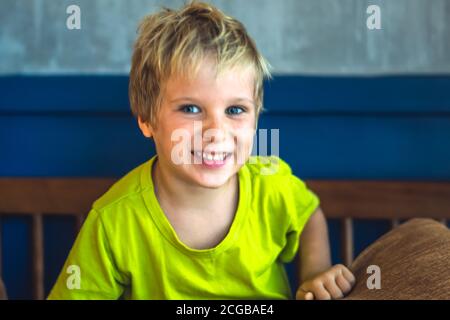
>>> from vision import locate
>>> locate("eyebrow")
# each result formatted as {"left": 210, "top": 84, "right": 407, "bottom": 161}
{"left": 170, "top": 97, "right": 255, "bottom": 106}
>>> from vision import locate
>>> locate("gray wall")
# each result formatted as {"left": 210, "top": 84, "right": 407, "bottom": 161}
{"left": 0, "top": 0, "right": 449, "bottom": 75}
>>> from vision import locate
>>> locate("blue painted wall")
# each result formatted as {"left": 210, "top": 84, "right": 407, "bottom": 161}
{"left": 1, "top": 75, "right": 450, "bottom": 299}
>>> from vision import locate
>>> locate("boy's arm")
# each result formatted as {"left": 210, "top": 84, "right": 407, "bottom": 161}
{"left": 296, "top": 208, "right": 355, "bottom": 300}
{"left": 298, "top": 208, "right": 332, "bottom": 282}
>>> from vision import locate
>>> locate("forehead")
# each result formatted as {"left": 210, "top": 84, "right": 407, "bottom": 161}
{"left": 163, "top": 58, "right": 256, "bottom": 102}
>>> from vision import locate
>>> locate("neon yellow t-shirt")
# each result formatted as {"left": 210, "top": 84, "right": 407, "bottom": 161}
{"left": 48, "top": 155, "right": 319, "bottom": 300}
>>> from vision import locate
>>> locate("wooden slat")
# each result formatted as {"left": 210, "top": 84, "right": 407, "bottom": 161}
{"left": 307, "top": 180, "right": 450, "bottom": 219}
{"left": 390, "top": 218, "right": 400, "bottom": 229}
{"left": 341, "top": 218, "right": 354, "bottom": 267}
{"left": 75, "top": 214, "right": 85, "bottom": 234}
{"left": 0, "top": 218, "right": 2, "bottom": 277}
{"left": 1, "top": 179, "right": 449, "bottom": 220}
{"left": 31, "top": 214, "right": 44, "bottom": 300}
{"left": 0, "top": 277, "right": 7, "bottom": 300}
{"left": 0, "top": 178, "right": 116, "bottom": 216}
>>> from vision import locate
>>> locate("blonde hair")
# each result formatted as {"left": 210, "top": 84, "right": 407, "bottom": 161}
{"left": 129, "top": 0, "right": 272, "bottom": 127}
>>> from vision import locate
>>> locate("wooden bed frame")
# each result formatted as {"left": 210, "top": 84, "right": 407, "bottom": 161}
{"left": 0, "top": 178, "right": 449, "bottom": 300}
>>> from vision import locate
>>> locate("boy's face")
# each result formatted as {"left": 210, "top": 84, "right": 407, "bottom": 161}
{"left": 139, "top": 57, "right": 257, "bottom": 189}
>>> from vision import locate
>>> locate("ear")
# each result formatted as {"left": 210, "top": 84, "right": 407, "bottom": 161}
{"left": 138, "top": 117, "right": 154, "bottom": 138}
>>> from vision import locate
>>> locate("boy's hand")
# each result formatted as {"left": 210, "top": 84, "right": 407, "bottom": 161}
{"left": 296, "top": 264, "right": 356, "bottom": 300}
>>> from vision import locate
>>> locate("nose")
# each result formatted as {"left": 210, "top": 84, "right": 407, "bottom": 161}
{"left": 203, "top": 111, "right": 227, "bottom": 143}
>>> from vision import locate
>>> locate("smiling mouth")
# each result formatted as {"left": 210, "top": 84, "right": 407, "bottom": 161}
{"left": 191, "top": 151, "right": 233, "bottom": 162}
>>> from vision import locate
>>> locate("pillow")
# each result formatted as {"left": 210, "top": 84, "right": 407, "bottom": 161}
{"left": 344, "top": 218, "right": 450, "bottom": 300}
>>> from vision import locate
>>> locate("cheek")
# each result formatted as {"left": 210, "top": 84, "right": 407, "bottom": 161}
{"left": 232, "top": 125, "right": 256, "bottom": 162}
{"left": 233, "top": 118, "right": 256, "bottom": 140}
{"left": 240, "top": 131, "right": 255, "bottom": 152}
{"left": 156, "top": 119, "right": 190, "bottom": 141}
{"left": 157, "top": 122, "right": 197, "bottom": 158}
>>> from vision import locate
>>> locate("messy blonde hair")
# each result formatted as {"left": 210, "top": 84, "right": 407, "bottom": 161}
{"left": 129, "top": 0, "right": 272, "bottom": 127}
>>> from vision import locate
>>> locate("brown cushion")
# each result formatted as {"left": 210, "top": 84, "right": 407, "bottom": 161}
{"left": 344, "top": 218, "right": 450, "bottom": 300}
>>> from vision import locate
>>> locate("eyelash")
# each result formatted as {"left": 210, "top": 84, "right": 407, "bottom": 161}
{"left": 178, "top": 104, "right": 247, "bottom": 115}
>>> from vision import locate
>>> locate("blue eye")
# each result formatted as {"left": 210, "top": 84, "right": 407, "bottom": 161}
{"left": 180, "top": 104, "right": 201, "bottom": 114}
{"left": 226, "top": 106, "right": 245, "bottom": 115}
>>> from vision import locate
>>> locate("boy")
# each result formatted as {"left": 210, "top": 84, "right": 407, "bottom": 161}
{"left": 48, "top": 1, "right": 355, "bottom": 300}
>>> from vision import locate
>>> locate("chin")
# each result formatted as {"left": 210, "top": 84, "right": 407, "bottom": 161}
{"left": 189, "top": 169, "right": 236, "bottom": 189}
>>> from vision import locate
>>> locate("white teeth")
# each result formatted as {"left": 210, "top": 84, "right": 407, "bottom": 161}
{"left": 193, "top": 151, "right": 228, "bottom": 161}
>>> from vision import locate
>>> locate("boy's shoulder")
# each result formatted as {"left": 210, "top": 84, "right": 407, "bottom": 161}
{"left": 243, "top": 155, "right": 314, "bottom": 205}
{"left": 244, "top": 155, "right": 293, "bottom": 179}
{"left": 244, "top": 156, "right": 319, "bottom": 223}
{"left": 91, "top": 159, "right": 151, "bottom": 213}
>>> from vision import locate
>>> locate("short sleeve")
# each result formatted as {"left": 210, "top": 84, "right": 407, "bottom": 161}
{"left": 47, "top": 209, "right": 126, "bottom": 299}
{"left": 278, "top": 175, "right": 320, "bottom": 263}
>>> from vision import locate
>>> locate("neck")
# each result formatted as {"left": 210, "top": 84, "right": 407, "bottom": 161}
{"left": 152, "top": 156, "right": 238, "bottom": 215}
